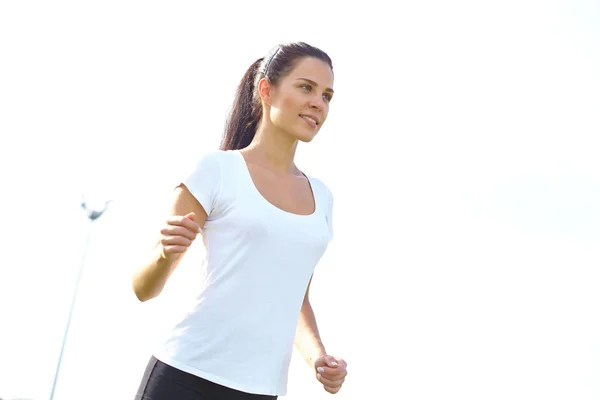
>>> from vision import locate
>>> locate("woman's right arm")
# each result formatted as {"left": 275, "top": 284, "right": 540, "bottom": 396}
{"left": 132, "top": 184, "right": 207, "bottom": 302}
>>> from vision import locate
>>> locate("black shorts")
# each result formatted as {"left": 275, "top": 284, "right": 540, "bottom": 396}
{"left": 135, "top": 356, "right": 277, "bottom": 400}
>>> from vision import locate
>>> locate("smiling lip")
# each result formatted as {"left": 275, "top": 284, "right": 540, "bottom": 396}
{"left": 299, "top": 114, "right": 320, "bottom": 127}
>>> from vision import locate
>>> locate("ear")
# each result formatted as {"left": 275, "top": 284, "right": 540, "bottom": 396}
{"left": 257, "top": 77, "right": 273, "bottom": 105}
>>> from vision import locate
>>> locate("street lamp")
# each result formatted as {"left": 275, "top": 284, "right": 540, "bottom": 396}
{"left": 48, "top": 196, "right": 113, "bottom": 400}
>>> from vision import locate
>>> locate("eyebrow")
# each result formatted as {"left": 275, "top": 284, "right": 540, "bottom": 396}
{"left": 296, "top": 78, "right": 334, "bottom": 94}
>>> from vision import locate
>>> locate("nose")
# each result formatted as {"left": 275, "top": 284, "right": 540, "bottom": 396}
{"left": 308, "top": 93, "right": 325, "bottom": 111}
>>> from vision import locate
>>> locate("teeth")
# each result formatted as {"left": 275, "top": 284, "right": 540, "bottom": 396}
{"left": 301, "top": 115, "right": 317, "bottom": 124}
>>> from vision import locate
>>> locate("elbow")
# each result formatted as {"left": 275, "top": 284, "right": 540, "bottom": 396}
{"left": 132, "top": 285, "right": 149, "bottom": 302}
{"left": 133, "top": 289, "right": 150, "bottom": 302}
{"left": 132, "top": 279, "right": 157, "bottom": 303}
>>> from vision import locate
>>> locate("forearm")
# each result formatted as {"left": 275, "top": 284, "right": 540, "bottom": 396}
{"left": 295, "top": 297, "right": 327, "bottom": 367}
{"left": 132, "top": 245, "right": 178, "bottom": 302}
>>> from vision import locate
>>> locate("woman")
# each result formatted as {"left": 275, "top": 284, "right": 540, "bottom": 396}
{"left": 132, "top": 42, "right": 347, "bottom": 400}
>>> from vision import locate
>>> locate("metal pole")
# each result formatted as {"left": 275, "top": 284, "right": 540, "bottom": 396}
{"left": 48, "top": 199, "right": 110, "bottom": 400}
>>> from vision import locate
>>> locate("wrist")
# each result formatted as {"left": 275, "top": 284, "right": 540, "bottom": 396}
{"left": 309, "top": 350, "right": 327, "bottom": 367}
{"left": 156, "top": 245, "right": 178, "bottom": 266}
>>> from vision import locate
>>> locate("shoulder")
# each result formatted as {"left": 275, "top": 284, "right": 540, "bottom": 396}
{"left": 194, "top": 149, "right": 229, "bottom": 164}
{"left": 307, "top": 175, "right": 334, "bottom": 203}
{"left": 189, "top": 149, "right": 240, "bottom": 171}
{"left": 180, "top": 150, "right": 232, "bottom": 188}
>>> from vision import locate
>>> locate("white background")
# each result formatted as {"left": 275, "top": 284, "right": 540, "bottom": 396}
{"left": 1, "top": 1, "right": 599, "bottom": 399}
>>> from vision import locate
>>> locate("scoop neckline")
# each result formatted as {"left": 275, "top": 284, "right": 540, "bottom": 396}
{"left": 233, "top": 150, "right": 317, "bottom": 217}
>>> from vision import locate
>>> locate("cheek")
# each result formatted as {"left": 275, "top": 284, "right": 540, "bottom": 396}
{"left": 272, "top": 95, "right": 300, "bottom": 123}
{"left": 321, "top": 107, "right": 329, "bottom": 123}
{"left": 281, "top": 94, "right": 300, "bottom": 116}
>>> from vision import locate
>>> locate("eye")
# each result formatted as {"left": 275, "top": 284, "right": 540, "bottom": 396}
{"left": 323, "top": 93, "right": 333, "bottom": 103}
{"left": 300, "top": 84, "right": 312, "bottom": 91}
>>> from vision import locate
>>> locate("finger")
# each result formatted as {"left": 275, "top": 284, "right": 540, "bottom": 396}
{"left": 320, "top": 373, "right": 347, "bottom": 384}
{"left": 317, "top": 373, "right": 345, "bottom": 388}
{"left": 333, "top": 357, "right": 347, "bottom": 367}
{"left": 161, "top": 235, "right": 193, "bottom": 248}
{"left": 172, "top": 216, "right": 202, "bottom": 233}
{"left": 161, "top": 245, "right": 189, "bottom": 255}
{"left": 314, "top": 355, "right": 340, "bottom": 373}
{"left": 330, "top": 357, "right": 347, "bottom": 371}
{"left": 327, "top": 359, "right": 339, "bottom": 368}
{"left": 167, "top": 216, "right": 201, "bottom": 233}
{"left": 161, "top": 225, "right": 197, "bottom": 241}
{"left": 317, "top": 366, "right": 347, "bottom": 378}
{"left": 323, "top": 384, "right": 341, "bottom": 394}
{"left": 185, "top": 212, "right": 196, "bottom": 221}
{"left": 318, "top": 355, "right": 338, "bottom": 368}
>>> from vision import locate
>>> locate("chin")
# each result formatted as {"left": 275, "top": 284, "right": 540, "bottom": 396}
{"left": 292, "top": 127, "right": 320, "bottom": 143}
{"left": 297, "top": 134, "right": 317, "bottom": 143}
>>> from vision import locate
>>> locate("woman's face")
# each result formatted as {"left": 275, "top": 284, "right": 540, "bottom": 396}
{"left": 266, "top": 57, "right": 334, "bottom": 143}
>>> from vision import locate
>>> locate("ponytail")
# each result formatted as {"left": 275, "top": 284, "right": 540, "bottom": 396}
{"left": 220, "top": 58, "right": 264, "bottom": 151}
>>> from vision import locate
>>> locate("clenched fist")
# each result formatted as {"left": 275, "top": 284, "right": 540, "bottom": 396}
{"left": 159, "top": 212, "right": 201, "bottom": 261}
{"left": 314, "top": 354, "right": 348, "bottom": 394}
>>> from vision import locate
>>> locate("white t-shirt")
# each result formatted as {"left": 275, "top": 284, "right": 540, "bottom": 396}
{"left": 153, "top": 149, "right": 334, "bottom": 396}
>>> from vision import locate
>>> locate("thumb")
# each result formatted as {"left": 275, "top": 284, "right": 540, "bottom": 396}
{"left": 325, "top": 356, "right": 339, "bottom": 368}
{"left": 185, "top": 212, "right": 196, "bottom": 221}
{"left": 316, "top": 355, "right": 338, "bottom": 368}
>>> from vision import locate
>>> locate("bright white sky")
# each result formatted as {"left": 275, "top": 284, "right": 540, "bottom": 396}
{"left": 1, "top": 1, "right": 599, "bottom": 399}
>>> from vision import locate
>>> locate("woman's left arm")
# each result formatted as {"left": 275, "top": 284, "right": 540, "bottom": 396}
{"left": 295, "top": 276, "right": 348, "bottom": 394}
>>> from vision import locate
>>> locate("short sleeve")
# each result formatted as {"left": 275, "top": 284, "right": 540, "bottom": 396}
{"left": 180, "top": 151, "right": 223, "bottom": 217}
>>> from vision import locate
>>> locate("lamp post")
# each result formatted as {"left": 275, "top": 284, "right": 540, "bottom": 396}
{"left": 48, "top": 197, "right": 112, "bottom": 400}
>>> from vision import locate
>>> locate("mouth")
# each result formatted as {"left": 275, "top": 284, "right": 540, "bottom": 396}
{"left": 299, "top": 114, "right": 319, "bottom": 128}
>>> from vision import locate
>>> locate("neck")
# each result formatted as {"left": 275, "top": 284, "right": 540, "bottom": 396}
{"left": 245, "top": 118, "right": 299, "bottom": 173}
